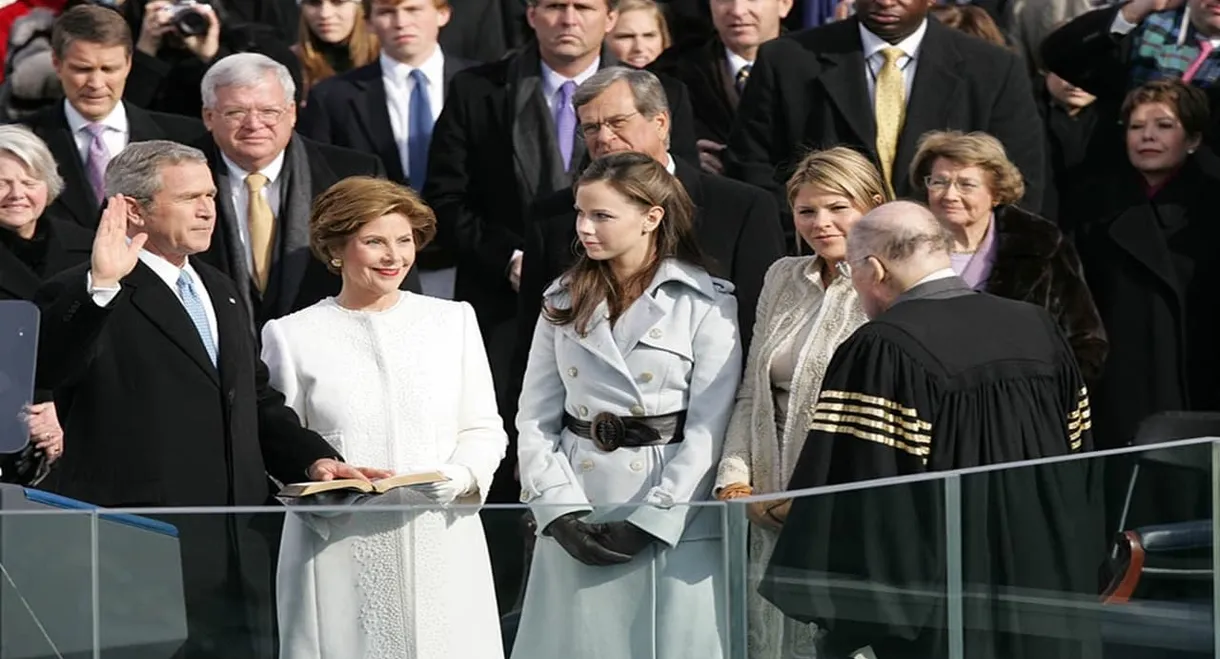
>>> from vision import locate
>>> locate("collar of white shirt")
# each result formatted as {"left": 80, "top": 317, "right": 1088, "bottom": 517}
{"left": 724, "top": 47, "right": 752, "bottom": 81}
{"left": 138, "top": 249, "right": 201, "bottom": 292}
{"left": 221, "top": 149, "right": 286, "bottom": 187}
{"left": 380, "top": 46, "right": 446, "bottom": 88}
{"left": 541, "top": 57, "right": 600, "bottom": 102}
{"left": 663, "top": 152, "right": 676, "bottom": 174}
{"left": 910, "top": 267, "right": 958, "bottom": 288}
{"left": 858, "top": 18, "right": 928, "bottom": 66}
{"left": 64, "top": 99, "right": 128, "bottom": 135}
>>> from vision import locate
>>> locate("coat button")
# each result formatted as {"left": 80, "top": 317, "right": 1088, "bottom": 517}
{"left": 630, "top": 404, "right": 645, "bottom": 416}
{"left": 649, "top": 328, "right": 663, "bottom": 339}
{"left": 578, "top": 405, "right": 589, "bottom": 418}
{"left": 519, "top": 490, "right": 529, "bottom": 502}
{"left": 639, "top": 372, "right": 654, "bottom": 383}
{"left": 568, "top": 367, "right": 578, "bottom": 377}
{"left": 579, "top": 460, "right": 595, "bottom": 472}
{"left": 630, "top": 460, "right": 644, "bottom": 472}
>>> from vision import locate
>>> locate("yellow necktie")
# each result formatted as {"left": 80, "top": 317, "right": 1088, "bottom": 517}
{"left": 874, "top": 47, "right": 906, "bottom": 198}
{"left": 245, "top": 173, "right": 274, "bottom": 293}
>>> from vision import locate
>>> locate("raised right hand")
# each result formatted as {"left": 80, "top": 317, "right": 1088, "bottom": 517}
{"left": 90, "top": 195, "right": 147, "bottom": 289}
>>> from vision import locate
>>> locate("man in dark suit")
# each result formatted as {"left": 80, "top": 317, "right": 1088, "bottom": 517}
{"left": 35, "top": 140, "right": 388, "bottom": 659}
{"left": 724, "top": 0, "right": 1046, "bottom": 226}
{"left": 301, "top": 0, "right": 478, "bottom": 299}
{"left": 194, "top": 52, "right": 418, "bottom": 329}
{"left": 650, "top": 0, "right": 791, "bottom": 174}
{"left": 424, "top": 0, "right": 699, "bottom": 403}
{"left": 24, "top": 5, "right": 205, "bottom": 230}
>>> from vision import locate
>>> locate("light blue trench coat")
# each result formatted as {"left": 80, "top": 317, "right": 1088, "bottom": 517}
{"left": 511, "top": 259, "right": 744, "bottom": 659}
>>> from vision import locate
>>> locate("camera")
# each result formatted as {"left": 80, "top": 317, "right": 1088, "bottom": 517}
{"left": 165, "top": 0, "right": 210, "bottom": 37}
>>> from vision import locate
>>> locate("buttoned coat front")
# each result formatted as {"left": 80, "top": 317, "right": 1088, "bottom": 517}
{"left": 512, "top": 259, "right": 742, "bottom": 659}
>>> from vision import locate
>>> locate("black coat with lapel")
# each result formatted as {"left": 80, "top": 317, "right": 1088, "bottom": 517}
{"left": 724, "top": 17, "right": 1046, "bottom": 217}
{"left": 1073, "top": 158, "right": 1220, "bottom": 449}
{"left": 423, "top": 41, "right": 700, "bottom": 335}
{"left": 23, "top": 102, "right": 206, "bottom": 230}
{"left": 649, "top": 35, "right": 742, "bottom": 144}
{"left": 35, "top": 259, "right": 340, "bottom": 656}
{"left": 193, "top": 134, "right": 420, "bottom": 329}
{"left": 299, "top": 52, "right": 478, "bottom": 185}
{"left": 0, "top": 212, "right": 92, "bottom": 302}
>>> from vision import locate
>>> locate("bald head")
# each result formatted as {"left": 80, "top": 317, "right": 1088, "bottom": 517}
{"left": 846, "top": 201, "right": 955, "bottom": 318}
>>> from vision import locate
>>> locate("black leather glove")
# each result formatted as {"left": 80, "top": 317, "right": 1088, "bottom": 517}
{"left": 591, "top": 520, "right": 656, "bottom": 556}
{"left": 544, "top": 512, "right": 632, "bottom": 566}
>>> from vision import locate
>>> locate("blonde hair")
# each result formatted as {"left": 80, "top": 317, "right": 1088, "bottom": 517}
{"left": 296, "top": 0, "right": 379, "bottom": 96}
{"left": 785, "top": 147, "right": 890, "bottom": 254}
{"left": 909, "top": 130, "right": 1025, "bottom": 206}
{"left": 613, "top": 0, "right": 672, "bottom": 50}
{"left": 310, "top": 177, "right": 438, "bottom": 273}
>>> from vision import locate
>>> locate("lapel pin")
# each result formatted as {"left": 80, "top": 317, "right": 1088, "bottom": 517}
{"left": 228, "top": 298, "right": 236, "bottom": 304}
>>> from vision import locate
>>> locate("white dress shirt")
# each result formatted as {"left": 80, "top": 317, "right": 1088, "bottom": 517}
{"left": 859, "top": 19, "right": 928, "bottom": 106}
{"left": 540, "top": 58, "right": 600, "bottom": 114}
{"left": 64, "top": 99, "right": 130, "bottom": 165}
{"left": 87, "top": 251, "right": 221, "bottom": 347}
{"left": 663, "top": 152, "right": 676, "bottom": 174}
{"left": 910, "top": 267, "right": 959, "bottom": 288}
{"left": 381, "top": 47, "right": 446, "bottom": 182}
{"left": 725, "top": 48, "right": 752, "bottom": 83}
{"left": 221, "top": 151, "right": 286, "bottom": 274}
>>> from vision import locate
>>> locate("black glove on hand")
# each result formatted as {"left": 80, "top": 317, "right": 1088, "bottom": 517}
{"left": 545, "top": 512, "right": 633, "bottom": 566}
{"left": 592, "top": 520, "right": 656, "bottom": 556}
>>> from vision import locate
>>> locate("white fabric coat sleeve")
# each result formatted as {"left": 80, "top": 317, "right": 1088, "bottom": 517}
{"left": 447, "top": 302, "right": 509, "bottom": 503}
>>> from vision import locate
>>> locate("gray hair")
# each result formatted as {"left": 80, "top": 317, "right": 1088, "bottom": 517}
{"left": 105, "top": 140, "right": 208, "bottom": 202}
{"left": 847, "top": 200, "right": 954, "bottom": 264}
{"left": 573, "top": 66, "right": 670, "bottom": 118}
{"left": 200, "top": 53, "right": 296, "bottom": 109}
{"left": 0, "top": 124, "right": 64, "bottom": 201}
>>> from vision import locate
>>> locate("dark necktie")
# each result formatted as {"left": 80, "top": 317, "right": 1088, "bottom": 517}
{"left": 736, "top": 64, "right": 752, "bottom": 95}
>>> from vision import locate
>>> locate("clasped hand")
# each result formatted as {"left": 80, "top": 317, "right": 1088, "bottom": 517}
{"left": 546, "top": 513, "right": 656, "bottom": 566}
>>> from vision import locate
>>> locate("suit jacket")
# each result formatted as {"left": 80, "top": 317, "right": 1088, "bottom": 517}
{"left": 23, "top": 102, "right": 206, "bottom": 229}
{"left": 650, "top": 36, "right": 739, "bottom": 144}
{"left": 193, "top": 134, "right": 420, "bottom": 329}
{"left": 300, "top": 52, "right": 478, "bottom": 185}
{"left": 724, "top": 17, "right": 1046, "bottom": 219}
{"left": 423, "top": 41, "right": 700, "bottom": 334}
{"left": 34, "top": 259, "right": 340, "bottom": 656}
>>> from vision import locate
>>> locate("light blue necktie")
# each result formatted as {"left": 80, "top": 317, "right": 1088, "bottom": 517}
{"left": 177, "top": 271, "right": 218, "bottom": 366}
{"left": 408, "top": 68, "right": 434, "bottom": 192}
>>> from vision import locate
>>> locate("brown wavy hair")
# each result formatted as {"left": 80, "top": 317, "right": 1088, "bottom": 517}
{"left": 310, "top": 176, "right": 438, "bottom": 273}
{"left": 296, "top": 0, "right": 379, "bottom": 96}
{"left": 544, "top": 152, "right": 707, "bottom": 335}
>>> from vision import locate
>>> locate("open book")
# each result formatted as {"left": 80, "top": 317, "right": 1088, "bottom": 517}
{"left": 278, "top": 470, "right": 448, "bottom": 499}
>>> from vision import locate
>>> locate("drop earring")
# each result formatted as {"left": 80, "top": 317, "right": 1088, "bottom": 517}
{"left": 330, "top": 258, "right": 342, "bottom": 268}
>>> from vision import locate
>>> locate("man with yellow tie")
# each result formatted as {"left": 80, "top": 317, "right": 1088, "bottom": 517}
{"left": 194, "top": 53, "right": 421, "bottom": 328}
{"left": 724, "top": 0, "right": 1047, "bottom": 223}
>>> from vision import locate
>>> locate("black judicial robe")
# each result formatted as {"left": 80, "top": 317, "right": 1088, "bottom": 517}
{"left": 762, "top": 276, "right": 1105, "bottom": 659}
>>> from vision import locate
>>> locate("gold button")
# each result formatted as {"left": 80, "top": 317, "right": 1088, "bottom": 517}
{"left": 630, "top": 404, "right": 645, "bottom": 416}
{"left": 648, "top": 328, "right": 662, "bottom": 339}
{"left": 639, "top": 372, "right": 654, "bottom": 383}
{"left": 580, "top": 460, "right": 595, "bottom": 472}
{"left": 568, "top": 367, "right": 578, "bottom": 377}
{"left": 629, "top": 460, "right": 644, "bottom": 472}
{"left": 578, "top": 405, "right": 589, "bottom": 418}
{"left": 519, "top": 490, "right": 529, "bottom": 502}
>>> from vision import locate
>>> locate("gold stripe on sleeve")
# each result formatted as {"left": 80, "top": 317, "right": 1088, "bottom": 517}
{"left": 811, "top": 411, "right": 931, "bottom": 445}
{"left": 808, "top": 422, "right": 930, "bottom": 461}
{"left": 819, "top": 390, "right": 930, "bottom": 428}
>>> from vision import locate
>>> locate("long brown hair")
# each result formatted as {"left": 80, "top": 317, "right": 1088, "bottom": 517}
{"left": 296, "top": 0, "right": 380, "bottom": 95}
{"left": 545, "top": 152, "right": 707, "bottom": 335}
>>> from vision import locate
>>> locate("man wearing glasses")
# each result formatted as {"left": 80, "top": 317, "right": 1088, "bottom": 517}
{"left": 194, "top": 52, "right": 417, "bottom": 329}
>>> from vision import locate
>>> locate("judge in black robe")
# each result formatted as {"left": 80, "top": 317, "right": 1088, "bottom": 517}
{"left": 762, "top": 202, "right": 1104, "bottom": 659}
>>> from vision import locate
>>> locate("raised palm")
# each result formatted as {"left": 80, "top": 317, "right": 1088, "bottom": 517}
{"left": 90, "top": 195, "right": 148, "bottom": 288}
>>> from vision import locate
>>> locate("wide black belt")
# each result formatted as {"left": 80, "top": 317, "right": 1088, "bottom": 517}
{"left": 563, "top": 411, "right": 686, "bottom": 452}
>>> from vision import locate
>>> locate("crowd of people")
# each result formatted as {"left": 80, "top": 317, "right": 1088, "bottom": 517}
{"left": 0, "top": 0, "right": 1214, "bottom": 657}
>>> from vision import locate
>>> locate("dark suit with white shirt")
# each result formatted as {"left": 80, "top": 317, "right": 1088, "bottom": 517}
{"left": 724, "top": 17, "right": 1046, "bottom": 220}
{"left": 35, "top": 255, "right": 341, "bottom": 659}
{"left": 22, "top": 101, "right": 206, "bottom": 229}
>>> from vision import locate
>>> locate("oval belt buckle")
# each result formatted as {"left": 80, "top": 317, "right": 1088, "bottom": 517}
{"left": 590, "top": 412, "right": 626, "bottom": 452}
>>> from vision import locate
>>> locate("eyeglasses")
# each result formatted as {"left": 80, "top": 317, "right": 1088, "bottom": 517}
{"left": 924, "top": 175, "right": 984, "bottom": 194}
{"left": 217, "top": 106, "right": 289, "bottom": 126}
{"left": 578, "top": 112, "right": 640, "bottom": 138}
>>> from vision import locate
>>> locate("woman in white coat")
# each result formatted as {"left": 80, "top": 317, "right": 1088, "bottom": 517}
{"left": 261, "top": 177, "right": 507, "bottom": 659}
{"left": 512, "top": 152, "right": 743, "bottom": 659}
{"left": 715, "top": 148, "right": 888, "bottom": 659}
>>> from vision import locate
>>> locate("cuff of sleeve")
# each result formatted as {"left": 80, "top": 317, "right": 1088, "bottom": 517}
{"left": 625, "top": 504, "right": 685, "bottom": 547}
{"left": 1110, "top": 9, "right": 1138, "bottom": 35}
{"left": 714, "top": 456, "right": 751, "bottom": 493}
{"left": 85, "top": 272, "right": 121, "bottom": 308}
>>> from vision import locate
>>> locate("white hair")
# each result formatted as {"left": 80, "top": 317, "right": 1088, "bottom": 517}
{"left": 0, "top": 125, "right": 64, "bottom": 201}
{"left": 200, "top": 53, "right": 296, "bottom": 109}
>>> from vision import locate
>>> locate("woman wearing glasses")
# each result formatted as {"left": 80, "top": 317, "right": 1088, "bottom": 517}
{"left": 715, "top": 147, "right": 885, "bottom": 659}
{"left": 910, "top": 130, "right": 1106, "bottom": 382}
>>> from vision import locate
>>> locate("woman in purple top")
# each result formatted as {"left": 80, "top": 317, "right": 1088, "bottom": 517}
{"left": 908, "top": 130, "right": 1108, "bottom": 383}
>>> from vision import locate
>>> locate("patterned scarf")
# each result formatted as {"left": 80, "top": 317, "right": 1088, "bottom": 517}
{"left": 1129, "top": 8, "right": 1220, "bottom": 88}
